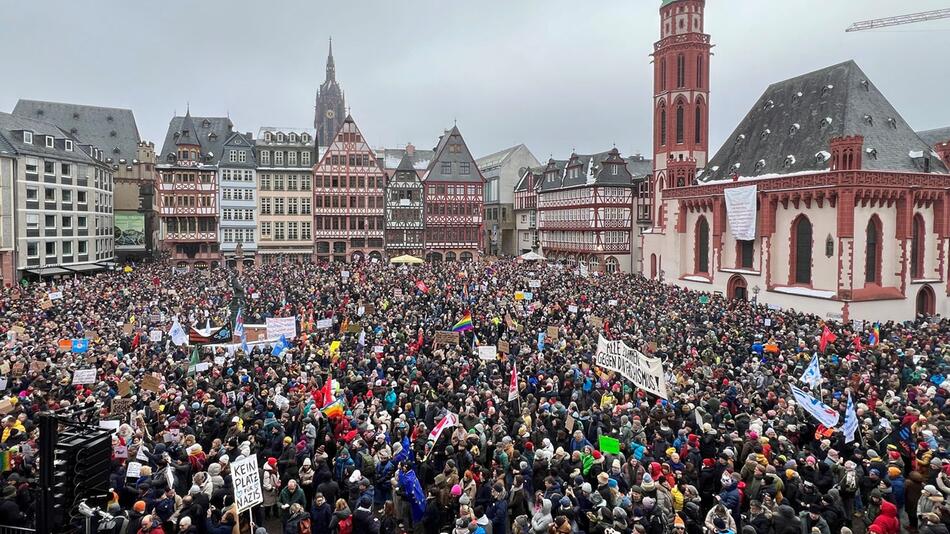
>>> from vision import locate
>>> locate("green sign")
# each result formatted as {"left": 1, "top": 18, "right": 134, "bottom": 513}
{"left": 114, "top": 211, "right": 146, "bottom": 251}
{"left": 598, "top": 435, "right": 621, "bottom": 455}
{"left": 699, "top": 295, "right": 710, "bottom": 305}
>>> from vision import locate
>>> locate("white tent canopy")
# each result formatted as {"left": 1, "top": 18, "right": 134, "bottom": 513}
{"left": 520, "top": 251, "right": 545, "bottom": 261}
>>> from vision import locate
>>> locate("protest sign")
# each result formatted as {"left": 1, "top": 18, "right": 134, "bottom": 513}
{"left": 529, "top": 280, "right": 541, "bottom": 288}
{"left": 477, "top": 345, "right": 498, "bottom": 360}
{"left": 265, "top": 317, "right": 297, "bottom": 340}
{"left": 232, "top": 455, "right": 264, "bottom": 513}
{"left": 111, "top": 398, "right": 135, "bottom": 420}
{"left": 546, "top": 326, "right": 559, "bottom": 339}
{"left": 117, "top": 380, "right": 131, "bottom": 397}
{"left": 599, "top": 435, "right": 621, "bottom": 454}
{"left": 251, "top": 292, "right": 260, "bottom": 300}
{"left": 141, "top": 375, "right": 161, "bottom": 393}
{"left": 433, "top": 331, "right": 459, "bottom": 347}
{"left": 568, "top": 305, "right": 578, "bottom": 314}
{"left": 48, "top": 291, "right": 63, "bottom": 301}
{"left": 72, "top": 368, "right": 97, "bottom": 385}
{"left": 126, "top": 462, "right": 142, "bottom": 479}
{"left": 30, "top": 360, "right": 47, "bottom": 373}
{"left": 588, "top": 315, "right": 604, "bottom": 329}
{"left": 594, "top": 334, "right": 669, "bottom": 399}
{"left": 316, "top": 318, "right": 333, "bottom": 330}
{"left": 498, "top": 340, "right": 510, "bottom": 354}
{"left": 149, "top": 330, "right": 162, "bottom": 342}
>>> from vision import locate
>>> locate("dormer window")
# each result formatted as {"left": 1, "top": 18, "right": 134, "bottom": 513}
{"left": 860, "top": 80, "right": 870, "bottom": 91}
{"left": 822, "top": 84, "right": 834, "bottom": 95}
{"left": 202, "top": 119, "right": 211, "bottom": 128}
{"left": 789, "top": 123, "right": 800, "bottom": 136}
{"left": 45, "top": 136, "right": 54, "bottom": 148}
{"left": 784, "top": 155, "right": 796, "bottom": 168}
{"left": 276, "top": 133, "right": 285, "bottom": 142}
{"left": 760, "top": 128, "right": 771, "bottom": 140}
{"left": 610, "top": 164, "right": 619, "bottom": 176}
{"left": 887, "top": 117, "right": 897, "bottom": 129}
{"left": 754, "top": 160, "right": 766, "bottom": 172}
{"left": 866, "top": 148, "right": 878, "bottom": 160}
{"left": 731, "top": 162, "right": 741, "bottom": 172}
{"left": 264, "top": 132, "right": 272, "bottom": 142}
{"left": 815, "top": 151, "right": 831, "bottom": 164}
{"left": 792, "top": 91, "right": 803, "bottom": 104}
{"left": 734, "top": 134, "right": 746, "bottom": 145}
{"left": 864, "top": 115, "right": 873, "bottom": 126}
{"left": 72, "top": 112, "right": 80, "bottom": 120}
{"left": 289, "top": 133, "right": 298, "bottom": 143}
{"left": 763, "top": 99, "right": 774, "bottom": 111}
{"left": 301, "top": 134, "right": 310, "bottom": 143}
{"left": 208, "top": 132, "right": 217, "bottom": 141}
{"left": 819, "top": 117, "right": 833, "bottom": 128}
{"left": 65, "top": 140, "right": 73, "bottom": 151}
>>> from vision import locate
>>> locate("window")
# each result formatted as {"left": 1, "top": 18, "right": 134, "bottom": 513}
{"left": 659, "top": 106, "right": 667, "bottom": 146}
{"left": 274, "top": 222, "right": 285, "bottom": 240}
{"left": 78, "top": 241, "right": 87, "bottom": 254}
{"left": 62, "top": 241, "right": 71, "bottom": 255}
{"left": 288, "top": 222, "right": 298, "bottom": 240}
{"left": 301, "top": 198, "right": 311, "bottom": 215}
{"left": 288, "top": 175, "right": 298, "bottom": 191}
{"left": 302, "top": 151, "right": 311, "bottom": 165}
{"left": 695, "top": 217, "right": 709, "bottom": 273}
{"left": 261, "top": 222, "right": 271, "bottom": 237}
{"left": 239, "top": 150, "right": 247, "bottom": 163}
{"left": 264, "top": 132, "right": 272, "bottom": 142}
{"left": 274, "top": 175, "right": 284, "bottom": 190}
{"left": 23, "top": 131, "right": 33, "bottom": 144}
{"left": 27, "top": 242, "right": 38, "bottom": 257}
{"left": 660, "top": 58, "right": 667, "bottom": 91}
{"left": 45, "top": 161, "right": 55, "bottom": 175}
{"left": 77, "top": 191, "right": 87, "bottom": 204}
{"left": 65, "top": 140, "right": 73, "bottom": 151}
{"left": 301, "top": 175, "right": 311, "bottom": 190}
{"left": 78, "top": 216, "right": 87, "bottom": 228}
{"left": 865, "top": 216, "right": 882, "bottom": 284}
{"left": 792, "top": 215, "right": 812, "bottom": 284}
{"left": 45, "top": 188, "right": 56, "bottom": 202}
{"left": 45, "top": 242, "right": 56, "bottom": 256}
{"left": 912, "top": 214, "right": 925, "bottom": 279}
{"left": 229, "top": 150, "right": 237, "bottom": 163}
{"left": 260, "top": 151, "right": 271, "bottom": 165}
{"left": 275, "top": 151, "right": 284, "bottom": 165}
{"left": 676, "top": 54, "right": 685, "bottom": 88}
{"left": 62, "top": 216, "right": 72, "bottom": 228}
{"left": 739, "top": 241, "right": 754, "bottom": 269}
{"left": 26, "top": 187, "right": 37, "bottom": 201}
{"left": 460, "top": 162, "right": 470, "bottom": 175}
{"left": 675, "top": 104, "right": 685, "bottom": 144}
{"left": 288, "top": 151, "right": 297, "bottom": 166}
{"left": 695, "top": 106, "right": 703, "bottom": 144}
{"left": 274, "top": 197, "right": 284, "bottom": 215}
{"left": 441, "top": 162, "right": 452, "bottom": 174}
{"left": 260, "top": 175, "right": 271, "bottom": 190}
{"left": 696, "top": 56, "right": 703, "bottom": 88}
{"left": 276, "top": 133, "right": 284, "bottom": 142}
{"left": 301, "top": 221, "right": 311, "bottom": 240}
{"left": 46, "top": 136, "right": 54, "bottom": 148}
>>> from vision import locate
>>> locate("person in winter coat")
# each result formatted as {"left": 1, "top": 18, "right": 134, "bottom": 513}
{"left": 284, "top": 503, "right": 310, "bottom": 534}
{"left": 352, "top": 496, "right": 380, "bottom": 534}
{"left": 919, "top": 484, "right": 946, "bottom": 521}
{"left": 311, "top": 492, "right": 333, "bottom": 533}
{"left": 487, "top": 484, "right": 509, "bottom": 534}
{"left": 797, "top": 504, "right": 830, "bottom": 534}
{"left": 746, "top": 500, "right": 772, "bottom": 534}
{"left": 279, "top": 479, "right": 308, "bottom": 524}
{"left": 868, "top": 498, "right": 900, "bottom": 534}
{"left": 530, "top": 498, "right": 553, "bottom": 534}
{"left": 887, "top": 467, "right": 906, "bottom": 513}
{"left": 704, "top": 504, "right": 736, "bottom": 534}
{"left": 717, "top": 474, "right": 741, "bottom": 527}
{"left": 920, "top": 512, "right": 950, "bottom": 534}
{"left": 263, "top": 457, "right": 281, "bottom": 520}
{"left": 771, "top": 504, "right": 801, "bottom": 534}
{"left": 328, "top": 499, "right": 352, "bottom": 534}
{"left": 137, "top": 515, "right": 165, "bottom": 534}
{"left": 299, "top": 457, "right": 316, "bottom": 506}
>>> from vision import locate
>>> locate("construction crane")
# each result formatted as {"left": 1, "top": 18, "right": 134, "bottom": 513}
{"left": 846, "top": 8, "right": 950, "bottom": 32}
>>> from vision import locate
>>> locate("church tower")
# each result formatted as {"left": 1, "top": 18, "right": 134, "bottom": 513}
{"left": 650, "top": 0, "right": 711, "bottom": 221}
{"left": 314, "top": 39, "right": 346, "bottom": 147}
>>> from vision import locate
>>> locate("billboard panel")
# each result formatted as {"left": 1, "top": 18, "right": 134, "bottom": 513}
{"left": 114, "top": 211, "right": 146, "bottom": 251}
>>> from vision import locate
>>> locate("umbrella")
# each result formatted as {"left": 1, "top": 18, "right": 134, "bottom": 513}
{"left": 519, "top": 251, "right": 545, "bottom": 262}
{"left": 389, "top": 255, "right": 424, "bottom": 265}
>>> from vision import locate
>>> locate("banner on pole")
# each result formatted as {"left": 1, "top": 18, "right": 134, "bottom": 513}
{"left": 594, "top": 334, "right": 669, "bottom": 399}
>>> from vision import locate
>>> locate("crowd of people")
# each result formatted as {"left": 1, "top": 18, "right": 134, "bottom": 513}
{"left": 0, "top": 256, "right": 949, "bottom": 534}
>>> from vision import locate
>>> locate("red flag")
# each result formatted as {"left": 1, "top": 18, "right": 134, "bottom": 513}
{"left": 852, "top": 334, "right": 863, "bottom": 352}
{"left": 508, "top": 361, "right": 519, "bottom": 402}
{"left": 415, "top": 280, "right": 429, "bottom": 294}
{"left": 819, "top": 325, "right": 837, "bottom": 353}
{"left": 318, "top": 375, "right": 334, "bottom": 408}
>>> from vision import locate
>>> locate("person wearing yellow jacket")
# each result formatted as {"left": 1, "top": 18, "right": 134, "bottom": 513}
{"left": 0, "top": 415, "right": 25, "bottom": 443}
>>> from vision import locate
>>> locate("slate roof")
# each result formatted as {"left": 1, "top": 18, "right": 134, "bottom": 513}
{"left": 917, "top": 127, "right": 950, "bottom": 148}
{"left": 158, "top": 114, "right": 233, "bottom": 165}
{"left": 378, "top": 147, "right": 435, "bottom": 172}
{"left": 476, "top": 144, "right": 527, "bottom": 171}
{"left": 424, "top": 126, "right": 484, "bottom": 183}
{"left": 0, "top": 131, "right": 15, "bottom": 156}
{"left": 514, "top": 166, "right": 544, "bottom": 193}
{"left": 537, "top": 149, "right": 651, "bottom": 192}
{"left": 221, "top": 132, "right": 258, "bottom": 167}
{"left": 12, "top": 99, "right": 142, "bottom": 163}
{"left": 0, "top": 112, "right": 98, "bottom": 164}
{"left": 701, "top": 60, "right": 947, "bottom": 182}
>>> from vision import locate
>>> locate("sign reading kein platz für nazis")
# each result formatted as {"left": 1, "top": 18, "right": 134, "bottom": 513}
{"left": 231, "top": 455, "right": 263, "bottom": 513}
{"left": 594, "top": 334, "right": 669, "bottom": 399}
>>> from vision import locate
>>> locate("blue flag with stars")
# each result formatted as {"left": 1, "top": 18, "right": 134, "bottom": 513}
{"left": 398, "top": 469, "right": 426, "bottom": 522}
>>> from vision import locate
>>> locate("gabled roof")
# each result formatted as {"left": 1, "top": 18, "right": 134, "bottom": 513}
{"left": 379, "top": 147, "right": 435, "bottom": 172}
{"left": 424, "top": 126, "right": 484, "bottom": 183}
{"left": 537, "top": 149, "right": 651, "bottom": 192}
{"left": 514, "top": 166, "right": 541, "bottom": 193}
{"left": 0, "top": 130, "right": 16, "bottom": 156}
{"left": 0, "top": 112, "right": 98, "bottom": 164}
{"left": 538, "top": 159, "right": 569, "bottom": 192}
{"left": 476, "top": 144, "right": 528, "bottom": 170}
{"left": 158, "top": 114, "right": 233, "bottom": 165}
{"left": 221, "top": 132, "right": 258, "bottom": 166}
{"left": 387, "top": 153, "right": 422, "bottom": 186}
{"left": 917, "top": 127, "right": 950, "bottom": 148}
{"left": 701, "top": 60, "right": 947, "bottom": 182}
{"left": 13, "top": 99, "right": 142, "bottom": 163}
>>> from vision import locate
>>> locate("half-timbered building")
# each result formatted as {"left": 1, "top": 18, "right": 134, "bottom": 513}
{"left": 384, "top": 153, "right": 425, "bottom": 257}
{"left": 422, "top": 126, "right": 484, "bottom": 262}
{"left": 514, "top": 166, "right": 543, "bottom": 255}
{"left": 312, "top": 115, "right": 385, "bottom": 263}
{"left": 538, "top": 149, "right": 650, "bottom": 273}
{"left": 156, "top": 112, "right": 232, "bottom": 269}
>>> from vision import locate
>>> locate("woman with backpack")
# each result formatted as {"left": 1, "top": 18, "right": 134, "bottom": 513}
{"left": 284, "top": 503, "right": 311, "bottom": 534}
{"left": 329, "top": 498, "right": 353, "bottom": 534}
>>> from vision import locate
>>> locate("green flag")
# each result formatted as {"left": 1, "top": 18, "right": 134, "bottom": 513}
{"left": 187, "top": 347, "right": 199, "bottom": 376}
{"left": 698, "top": 295, "right": 710, "bottom": 305}
{"left": 599, "top": 435, "right": 621, "bottom": 455}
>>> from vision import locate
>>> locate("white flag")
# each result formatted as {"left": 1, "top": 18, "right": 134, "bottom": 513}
{"left": 790, "top": 385, "right": 840, "bottom": 427}
{"left": 169, "top": 319, "right": 188, "bottom": 347}
{"left": 427, "top": 412, "right": 458, "bottom": 443}
{"left": 799, "top": 353, "right": 822, "bottom": 388}
{"left": 579, "top": 263, "right": 589, "bottom": 278}
{"left": 358, "top": 329, "right": 366, "bottom": 347}
{"left": 842, "top": 393, "right": 858, "bottom": 443}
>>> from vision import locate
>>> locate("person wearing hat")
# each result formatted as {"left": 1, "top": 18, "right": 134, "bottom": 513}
{"left": 918, "top": 484, "right": 945, "bottom": 523}
{"left": 797, "top": 503, "right": 830, "bottom": 534}
{"left": 262, "top": 457, "right": 281, "bottom": 521}
{"left": 0, "top": 485, "right": 25, "bottom": 527}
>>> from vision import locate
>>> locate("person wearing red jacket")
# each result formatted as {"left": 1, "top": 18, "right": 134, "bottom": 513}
{"left": 868, "top": 499, "right": 900, "bottom": 534}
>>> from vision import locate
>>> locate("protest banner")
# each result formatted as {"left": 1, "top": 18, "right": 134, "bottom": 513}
{"left": 232, "top": 455, "right": 264, "bottom": 513}
{"left": 594, "top": 334, "right": 669, "bottom": 399}
{"left": 477, "top": 345, "right": 498, "bottom": 360}
{"left": 498, "top": 340, "right": 510, "bottom": 354}
{"left": 433, "top": 331, "right": 460, "bottom": 347}
{"left": 141, "top": 375, "right": 162, "bottom": 393}
{"left": 316, "top": 318, "right": 333, "bottom": 330}
{"left": 265, "top": 317, "right": 297, "bottom": 340}
{"left": 72, "top": 368, "right": 97, "bottom": 385}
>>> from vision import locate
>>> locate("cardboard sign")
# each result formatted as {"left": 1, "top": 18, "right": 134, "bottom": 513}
{"left": 10, "top": 326, "right": 25, "bottom": 336}
{"left": 433, "top": 331, "right": 460, "bottom": 347}
{"left": 316, "top": 318, "right": 333, "bottom": 330}
{"left": 0, "top": 363, "right": 8, "bottom": 375}
{"left": 30, "top": 360, "right": 47, "bottom": 373}
{"left": 364, "top": 304, "right": 376, "bottom": 316}
{"left": 117, "top": 380, "right": 131, "bottom": 397}
{"left": 347, "top": 324, "right": 361, "bottom": 333}
{"left": 111, "top": 398, "right": 135, "bottom": 417}
{"left": 141, "top": 375, "right": 161, "bottom": 393}
{"left": 588, "top": 315, "right": 604, "bottom": 329}
{"left": 86, "top": 330, "right": 99, "bottom": 341}
{"left": 477, "top": 345, "right": 498, "bottom": 360}
{"left": 232, "top": 455, "right": 264, "bottom": 513}
{"left": 72, "top": 368, "right": 97, "bottom": 385}
{"left": 122, "top": 324, "right": 134, "bottom": 335}
{"left": 498, "top": 340, "right": 510, "bottom": 354}
{"left": 546, "top": 326, "right": 559, "bottom": 339}
{"left": 394, "top": 288, "right": 403, "bottom": 298}
{"left": 11, "top": 362, "right": 24, "bottom": 376}
{"left": 565, "top": 414, "right": 575, "bottom": 433}
{"left": 0, "top": 398, "right": 13, "bottom": 415}
{"left": 39, "top": 300, "right": 52, "bottom": 310}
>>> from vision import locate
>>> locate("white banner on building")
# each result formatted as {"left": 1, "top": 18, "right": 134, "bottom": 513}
{"left": 724, "top": 184, "right": 757, "bottom": 241}
{"left": 594, "top": 335, "right": 668, "bottom": 399}
{"left": 265, "top": 317, "right": 297, "bottom": 340}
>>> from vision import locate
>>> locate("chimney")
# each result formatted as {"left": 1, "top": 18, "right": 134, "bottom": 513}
{"left": 406, "top": 143, "right": 415, "bottom": 156}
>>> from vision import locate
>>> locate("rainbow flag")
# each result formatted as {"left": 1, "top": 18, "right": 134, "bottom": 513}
{"left": 452, "top": 311, "right": 474, "bottom": 332}
{"left": 321, "top": 399, "right": 345, "bottom": 419}
{"left": 869, "top": 323, "right": 880, "bottom": 346}
{"left": 0, "top": 450, "right": 10, "bottom": 472}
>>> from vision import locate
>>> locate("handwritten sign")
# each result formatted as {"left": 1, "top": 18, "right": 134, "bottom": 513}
{"left": 232, "top": 455, "right": 264, "bottom": 513}
{"left": 316, "top": 318, "right": 333, "bottom": 330}
{"left": 111, "top": 398, "right": 134, "bottom": 417}
{"left": 72, "top": 368, "right": 97, "bottom": 385}
{"left": 48, "top": 291, "right": 63, "bottom": 301}
{"left": 433, "top": 331, "right": 460, "bottom": 347}
{"left": 141, "top": 375, "right": 161, "bottom": 393}
{"left": 149, "top": 330, "right": 163, "bottom": 342}
{"left": 529, "top": 280, "right": 541, "bottom": 288}
{"left": 477, "top": 345, "right": 498, "bottom": 360}
{"left": 117, "top": 380, "right": 131, "bottom": 397}
{"left": 546, "top": 326, "right": 559, "bottom": 339}
{"left": 498, "top": 340, "right": 510, "bottom": 354}
{"left": 588, "top": 315, "right": 604, "bottom": 329}
{"left": 568, "top": 305, "right": 578, "bottom": 314}
{"left": 126, "top": 461, "right": 142, "bottom": 479}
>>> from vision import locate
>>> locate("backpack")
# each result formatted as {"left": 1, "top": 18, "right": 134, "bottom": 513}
{"left": 338, "top": 515, "right": 353, "bottom": 534}
{"left": 298, "top": 517, "right": 312, "bottom": 534}
{"left": 359, "top": 452, "right": 376, "bottom": 474}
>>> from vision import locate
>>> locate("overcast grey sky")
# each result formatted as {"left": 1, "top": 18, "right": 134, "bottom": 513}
{"left": 2, "top": 1, "right": 948, "bottom": 161}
